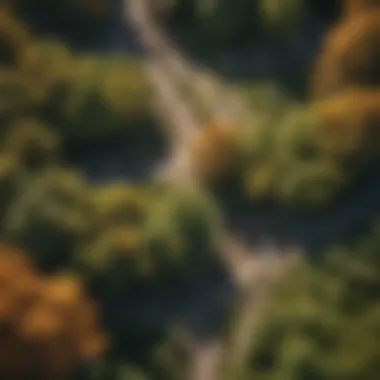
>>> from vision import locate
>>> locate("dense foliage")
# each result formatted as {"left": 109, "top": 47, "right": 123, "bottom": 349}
{"left": 226, "top": 220, "right": 380, "bottom": 380}
{"left": 0, "top": 2, "right": 227, "bottom": 378}
{"left": 0, "top": 4, "right": 153, "bottom": 140}
{"left": 190, "top": 5, "right": 380, "bottom": 209}
{"left": 0, "top": 0, "right": 378, "bottom": 379}
{"left": 220, "top": 5, "right": 380, "bottom": 379}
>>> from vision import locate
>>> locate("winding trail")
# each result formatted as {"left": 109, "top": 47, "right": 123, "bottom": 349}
{"left": 124, "top": 1, "right": 298, "bottom": 380}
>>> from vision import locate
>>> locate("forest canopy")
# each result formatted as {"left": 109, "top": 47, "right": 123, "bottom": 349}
{"left": 0, "top": 0, "right": 378, "bottom": 379}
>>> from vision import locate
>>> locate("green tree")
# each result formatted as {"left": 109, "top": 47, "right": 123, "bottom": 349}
{"left": 227, "top": 221, "right": 380, "bottom": 380}
{"left": 75, "top": 182, "right": 223, "bottom": 295}
{"left": 0, "top": 3, "right": 153, "bottom": 140}
{"left": 142, "top": 183, "right": 223, "bottom": 279}
{"left": 74, "top": 183, "right": 156, "bottom": 294}
{"left": 1, "top": 168, "right": 94, "bottom": 271}
{"left": 0, "top": 118, "right": 60, "bottom": 171}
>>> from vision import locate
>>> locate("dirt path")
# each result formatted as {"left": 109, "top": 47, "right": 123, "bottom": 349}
{"left": 124, "top": 1, "right": 302, "bottom": 379}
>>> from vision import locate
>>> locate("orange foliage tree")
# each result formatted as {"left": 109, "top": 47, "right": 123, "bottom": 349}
{"left": 190, "top": 120, "right": 243, "bottom": 185}
{"left": 310, "top": 9, "right": 380, "bottom": 99}
{"left": 342, "top": 0, "right": 380, "bottom": 17}
{"left": 0, "top": 244, "right": 107, "bottom": 379}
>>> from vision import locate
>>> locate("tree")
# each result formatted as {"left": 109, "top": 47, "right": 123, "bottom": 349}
{"left": 56, "top": 55, "right": 152, "bottom": 139}
{"left": 74, "top": 183, "right": 156, "bottom": 295}
{"left": 190, "top": 121, "right": 243, "bottom": 186}
{"left": 1, "top": 168, "right": 94, "bottom": 271}
{"left": 0, "top": 118, "right": 61, "bottom": 171}
{"left": 226, "top": 220, "right": 380, "bottom": 380}
{"left": 310, "top": 9, "right": 380, "bottom": 99}
{"left": 142, "top": 183, "right": 223, "bottom": 277}
{"left": 0, "top": 3, "right": 153, "bottom": 139}
{"left": 274, "top": 156, "right": 346, "bottom": 207}
{"left": 75, "top": 182, "right": 223, "bottom": 296}
{"left": 0, "top": 244, "right": 107, "bottom": 379}
{"left": 342, "top": 0, "right": 380, "bottom": 17}
{"left": 238, "top": 104, "right": 348, "bottom": 208}
{"left": 270, "top": 106, "right": 348, "bottom": 207}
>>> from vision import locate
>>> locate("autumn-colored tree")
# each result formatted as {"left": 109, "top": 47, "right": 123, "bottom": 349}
{"left": 341, "top": 0, "right": 380, "bottom": 17}
{"left": 0, "top": 244, "right": 107, "bottom": 379}
{"left": 310, "top": 9, "right": 380, "bottom": 99}
{"left": 191, "top": 120, "right": 243, "bottom": 185}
